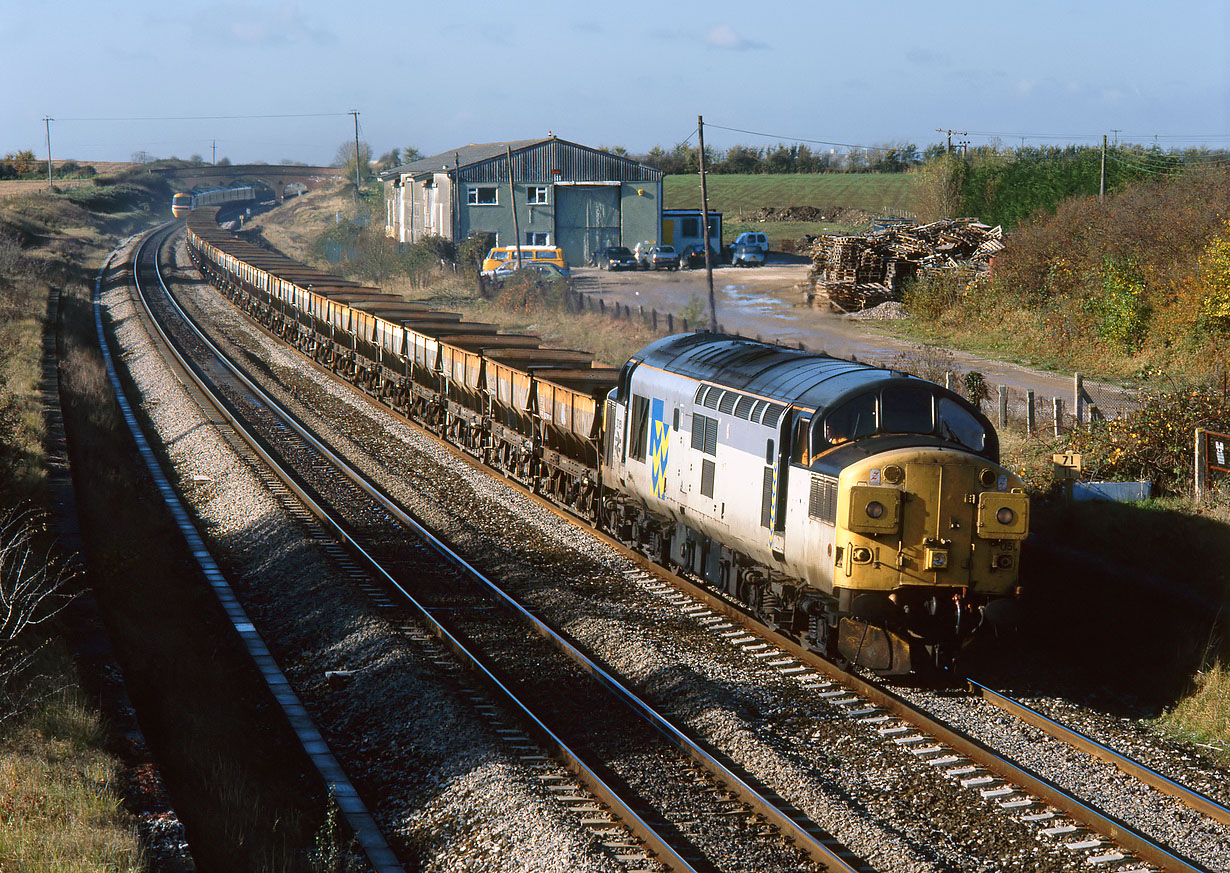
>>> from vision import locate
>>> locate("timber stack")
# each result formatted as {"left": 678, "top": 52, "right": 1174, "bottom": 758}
{"left": 805, "top": 218, "right": 1004, "bottom": 312}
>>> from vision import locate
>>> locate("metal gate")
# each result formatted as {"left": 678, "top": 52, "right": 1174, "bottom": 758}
{"left": 555, "top": 185, "right": 620, "bottom": 266}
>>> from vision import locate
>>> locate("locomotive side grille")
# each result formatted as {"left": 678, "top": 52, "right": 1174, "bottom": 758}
{"left": 808, "top": 473, "right": 838, "bottom": 522}
{"left": 761, "top": 467, "right": 774, "bottom": 528}
{"left": 701, "top": 458, "right": 716, "bottom": 498}
{"left": 762, "top": 404, "right": 785, "bottom": 429}
{"left": 718, "top": 391, "right": 739, "bottom": 415}
{"left": 692, "top": 413, "right": 718, "bottom": 455}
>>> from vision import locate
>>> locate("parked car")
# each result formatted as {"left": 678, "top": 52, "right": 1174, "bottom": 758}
{"left": 481, "top": 245, "right": 567, "bottom": 275}
{"left": 595, "top": 245, "right": 637, "bottom": 270}
{"left": 733, "top": 231, "right": 770, "bottom": 254}
{"left": 680, "top": 243, "right": 719, "bottom": 269}
{"left": 644, "top": 244, "right": 680, "bottom": 271}
{"left": 491, "top": 260, "right": 571, "bottom": 287}
{"left": 731, "top": 244, "right": 766, "bottom": 267}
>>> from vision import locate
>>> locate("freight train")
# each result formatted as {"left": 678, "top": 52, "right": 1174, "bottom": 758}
{"left": 184, "top": 206, "right": 1029, "bottom": 675}
{"left": 172, "top": 186, "right": 256, "bottom": 218}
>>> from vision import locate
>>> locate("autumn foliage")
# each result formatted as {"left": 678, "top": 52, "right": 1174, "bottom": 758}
{"left": 909, "top": 167, "right": 1230, "bottom": 381}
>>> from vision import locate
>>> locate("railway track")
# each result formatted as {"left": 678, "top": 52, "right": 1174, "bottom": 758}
{"left": 120, "top": 217, "right": 1230, "bottom": 873}
{"left": 134, "top": 222, "right": 874, "bottom": 872}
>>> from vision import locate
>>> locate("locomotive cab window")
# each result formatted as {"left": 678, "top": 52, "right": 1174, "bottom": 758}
{"left": 880, "top": 386, "right": 934, "bottom": 435}
{"left": 818, "top": 393, "right": 876, "bottom": 453}
{"left": 937, "top": 396, "right": 987, "bottom": 452}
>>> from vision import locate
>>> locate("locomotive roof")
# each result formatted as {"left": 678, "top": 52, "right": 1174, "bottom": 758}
{"left": 634, "top": 332, "right": 922, "bottom": 412}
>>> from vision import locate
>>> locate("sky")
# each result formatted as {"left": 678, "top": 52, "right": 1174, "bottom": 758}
{"left": 3, "top": 0, "right": 1228, "bottom": 167}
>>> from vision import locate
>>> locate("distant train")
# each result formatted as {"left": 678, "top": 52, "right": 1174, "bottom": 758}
{"left": 184, "top": 206, "right": 1029, "bottom": 676}
{"left": 171, "top": 186, "right": 256, "bottom": 218}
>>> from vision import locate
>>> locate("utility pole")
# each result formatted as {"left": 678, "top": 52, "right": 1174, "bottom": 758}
{"left": 43, "top": 116, "right": 53, "bottom": 187}
{"left": 698, "top": 115, "right": 716, "bottom": 333}
{"left": 506, "top": 146, "right": 522, "bottom": 268}
{"left": 1111, "top": 129, "right": 1121, "bottom": 147}
{"left": 349, "top": 110, "right": 361, "bottom": 204}
{"left": 1100, "top": 134, "right": 1106, "bottom": 200}
{"left": 212, "top": 139, "right": 216, "bottom": 166}
{"left": 936, "top": 128, "right": 967, "bottom": 155}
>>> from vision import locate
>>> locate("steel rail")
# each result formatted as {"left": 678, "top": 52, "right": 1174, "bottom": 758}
{"left": 146, "top": 226, "right": 707, "bottom": 873}
{"left": 171, "top": 225, "right": 866, "bottom": 873}
{"left": 968, "top": 679, "right": 1230, "bottom": 827}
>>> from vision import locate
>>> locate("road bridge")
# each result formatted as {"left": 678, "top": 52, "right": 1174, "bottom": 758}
{"left": 152, "top": 164, "right": 346, "bottom": 201}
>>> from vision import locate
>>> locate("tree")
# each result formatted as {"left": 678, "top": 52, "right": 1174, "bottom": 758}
{"left": 5, "top": 150, "right": 37, "bottom": 175}
{"left": 0, "top": 508, "right": 75, "bottom": 725}
{"left": 335, "top": 140, "right": 373, "bottom": 187}
{"left": 401, "top": 146, "right": 423, "bottom": 163}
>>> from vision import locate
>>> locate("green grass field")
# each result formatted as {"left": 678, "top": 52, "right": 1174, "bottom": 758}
{"left": 663, "top": 173, "right": 917, "bottom": 217}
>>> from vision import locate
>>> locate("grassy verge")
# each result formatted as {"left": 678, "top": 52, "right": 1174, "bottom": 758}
{"left": 0, "top": 682, "right": 144, "bottom": 870}
{"left": 2, "top": 174, "right": 336, "bottom": 868}
{"left": 1156, "top": 662, "right": 1230, "bottom": 765}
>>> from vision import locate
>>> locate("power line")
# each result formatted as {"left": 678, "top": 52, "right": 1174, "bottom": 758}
{"left": 702, "top": 122, "right": 906, "bottom": 153}
{"left": 53, "top": 112, "right": 351, "bottom": 122}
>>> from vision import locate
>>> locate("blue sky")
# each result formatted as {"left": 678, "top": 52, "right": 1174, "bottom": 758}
{"left": 4, "top": 0, "right": 1227, "bottom": 166}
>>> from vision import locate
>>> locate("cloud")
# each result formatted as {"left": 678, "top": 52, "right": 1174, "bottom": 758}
{"left": 194, "top": 4, "right": 335, "bottom": 47}
{"left": 905, "top": 48, "right": 950, "bottom": 67}
{"left": 705, "top": 25, "right": 765, "bottom": 51}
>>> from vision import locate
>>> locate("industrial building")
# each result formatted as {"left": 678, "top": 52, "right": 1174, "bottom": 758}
{"left": 381, "top": 136, "right": 663, "bottom": 267}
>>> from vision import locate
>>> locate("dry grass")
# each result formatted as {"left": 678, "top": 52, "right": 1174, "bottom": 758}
{"left": 0, "top": 688, "right": 145, "bottom": 871}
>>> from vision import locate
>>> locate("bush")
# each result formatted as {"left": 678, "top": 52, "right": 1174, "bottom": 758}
{"left": 1063, "top": 378, "right": 1230, "bottom": 494}
{"left": 1085, "top": 255, "right": 1151, "bottom": 353}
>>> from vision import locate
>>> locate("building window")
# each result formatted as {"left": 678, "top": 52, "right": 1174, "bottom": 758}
{"left": 681, "top": 217, "right": 699, "bottom": 237}
{"left": 468, "top": 186, "right": 498, "bottom": 205}
{"left": 526, "top": 185, "right": 548, "bottom": 204}
{"left": 526, "top": 232, "right": 548, "bottom": 245}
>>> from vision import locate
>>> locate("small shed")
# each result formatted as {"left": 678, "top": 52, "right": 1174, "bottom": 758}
{"left": 661, "top": 209, "right": 722, "bottom": 253}
{"left": 381, "top": 136, "right": 662, "bottom": 267}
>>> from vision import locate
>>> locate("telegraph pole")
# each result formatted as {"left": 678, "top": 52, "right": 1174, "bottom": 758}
{"left": 212, "top": 139, "right": 216, "bottom": 166}
{"left": 349, "top": 110, "right": 361, "bottom": 204}
{"left": 698, "top": 115, "right": 716, "bottom": 333}
{"left": 1100, "top": 134, "right": 1107, "bottom": 200}
{"left": 936, "top": 128, "right": 967, "bottom": 155}
{"left": 43, "top": 117, "right": 53, "bottom": 187}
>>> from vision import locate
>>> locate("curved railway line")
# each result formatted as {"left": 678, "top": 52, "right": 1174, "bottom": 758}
{"left": 102, "top": 211, "right": 1230, "bottom": 873}
{"left": 131, "top": 222, "right": 873, "bottom": 872}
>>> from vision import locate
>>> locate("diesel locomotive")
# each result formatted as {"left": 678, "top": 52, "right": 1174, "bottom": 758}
{"left": 184, "top": 206, "right": 1028, "bottom": 676}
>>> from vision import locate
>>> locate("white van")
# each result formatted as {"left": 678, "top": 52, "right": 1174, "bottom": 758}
{"left": 733, "top": 231, "right": 769, "bottom": 254}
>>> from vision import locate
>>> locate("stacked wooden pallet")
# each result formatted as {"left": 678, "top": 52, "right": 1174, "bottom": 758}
{"left": 806, "top": 219, "right": 1003, "bottom": 311}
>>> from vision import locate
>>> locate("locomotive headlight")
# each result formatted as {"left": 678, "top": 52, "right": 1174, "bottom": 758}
{"left": 847, "top": 485, "right": 900, "bottom": 534}
{"left": 976, "top": 492, "right": 1029, "bottom": 540}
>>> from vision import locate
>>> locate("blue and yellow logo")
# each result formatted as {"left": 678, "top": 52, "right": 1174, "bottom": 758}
{"left": 650, "top": 398, "right": 669, "bottom": 498}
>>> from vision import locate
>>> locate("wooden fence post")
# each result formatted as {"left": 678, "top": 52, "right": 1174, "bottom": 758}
{"left": 1195, "top": 427, "right": 1206, "bottom": 500}
{"left": 1074, "top": 373, "right": 1085, "bottom": 427}
{"left": 945, "top": 371, "right": 955, "bottom": 391}
{"left": 652, "top": 309, "right": 658, "bottom": 330}
{"left": 1053, "top": 398, "right": 1064, "bottom": 438}
{"left": 1026, "top": 390, "right": 1036, "bottom": 434}
{"left": 998, "top": 386, "right": 1008, "bottom": 429}
{"left": 667, "top": 313, "right": 673, "bottom": 332}
{"left": 682, "top": 317, "right": 689, "bottom": 332}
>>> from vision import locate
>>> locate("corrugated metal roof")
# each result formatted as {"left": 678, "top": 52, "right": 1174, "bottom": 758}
{"left": 636, "top": 333, "right": 919, "bottom": 412}
{"left": 381, "top": 136, "right": 661, "bottom": 184}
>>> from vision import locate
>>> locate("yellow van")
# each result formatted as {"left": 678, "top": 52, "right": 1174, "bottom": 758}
{"left": 481, "top": 245, "right": 567, "bottom": 275}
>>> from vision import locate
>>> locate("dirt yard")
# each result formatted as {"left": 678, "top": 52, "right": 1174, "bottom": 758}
{"left": 574, "top": 255, "right": 1117, "bottom": 406}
